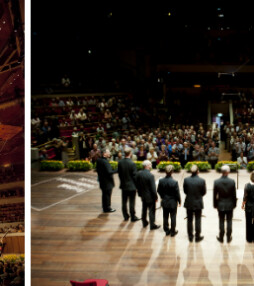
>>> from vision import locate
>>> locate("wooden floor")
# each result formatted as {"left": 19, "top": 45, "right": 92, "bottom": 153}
{"left": 31, "top": 166, "right": 254, "bottom": 286}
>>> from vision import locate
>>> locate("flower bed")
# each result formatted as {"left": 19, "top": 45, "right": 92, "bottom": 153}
{"left": 40, "top": 160, "right": 64, "bottom": 171}
{"left": 134, "top": 161, "right": 144, "bottom": 170}
{"left": 3, "top": 254, "right": 24, "bottom": 263}
{"left": 247, "top": 161, "right": 254, "bottom": 172}
{"left": 185, "top": 161, "right": 211, "bottom": 172}
{"left": 109, "top": 161, "right": 118, "bottom": 170}
{"left": 215, "top": 161, "right": 240, "bottom": 172}
{"left": 67, "top": 160, "right": 93, "bottom": 171}
{"left": 157, "top": 161, "right": 182, "bottom": 172}
{"left": 109, "top": 161, "right": 144, "bottom": 170}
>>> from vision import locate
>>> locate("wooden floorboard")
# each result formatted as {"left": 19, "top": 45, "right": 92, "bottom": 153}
{"left": 31, "top": 169, "right": 254, "bottom": 286}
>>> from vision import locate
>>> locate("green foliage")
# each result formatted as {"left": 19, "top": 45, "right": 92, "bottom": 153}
{"left": 247, "top": 161, "right": 254, "bottom": 172}
{"left": 215, "top": 161, "right": 240, "bottom": 172}
{"left": 40, "top": 160, "right": 64, "bottom": 171}
{"left": 185, "top": 161, "right": 211, "bottom": 172}
{"left": 134, "top": 161, "right": 144, "bottom": 170}
{"left": 108, "top": 161, "right": 143, "bottom": 170}
{"left": 67, "top": 160, "right": 93, "bottom": 171}
{"left": 3, "top": 254, "right": 24, "bottom": 263}
{"left": 109, "top": 161, "right": 118, "bottom": 170}
{"left": 157, "top": 161, "right": 182, "bottom": 172}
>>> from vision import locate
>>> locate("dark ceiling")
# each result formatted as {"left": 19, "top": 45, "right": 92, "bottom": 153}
{"left": 31, "top": 1, "right": 254, "bottom": 89}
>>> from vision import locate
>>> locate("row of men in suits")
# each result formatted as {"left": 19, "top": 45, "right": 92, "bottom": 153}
{"left": 96, "top": 148, "right": 237, "bottom": 243}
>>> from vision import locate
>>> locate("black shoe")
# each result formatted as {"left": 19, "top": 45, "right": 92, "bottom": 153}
{"left": 216, "top": 236, "right": 223, "bottom": 243}
{"left": 150, "top": 224, "right": 161, "bottom": 230}
{"left": 165, "top": 229, "right": 171, "bottom": 236}
{"left": 143, "top": 221, "right": 149, "bottom": 228}
{"left": 131, "top": 216, "right": 141, "bottom": 222}
{"left": 124, "top": 215, "right": 130, "bottom": 221}
{"left": 195, "top": 236, "right": 204, "bottom": 243}
{"left": 104, "top": 208, "right": 116, "bottom": 213}
{"left": 171, "top": 230, "right": 178, "bottom": 237}
{"left": 227, "top": 236, "right": 232, "bottom": 243}
{"left": 189, "top": 237, "right": 193, "bottom": 242}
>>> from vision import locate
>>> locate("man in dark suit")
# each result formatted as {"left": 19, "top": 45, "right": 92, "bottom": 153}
{"left": 157, "top": 165, "right": 181, "bottom": 236}
{"left": 136, "top": 160, "right": 160, "bottom": 230}
{"left": 96, "top": 148, "right": 117, "bottom": 213}
{"left": 118, "top": 147, "right": 140, "bottom": 221}
{"left": 183, "top": 165, "right": 206, "bottom": 242}
{"left": 213, "top": 165, "right": 237, "bottom": 243}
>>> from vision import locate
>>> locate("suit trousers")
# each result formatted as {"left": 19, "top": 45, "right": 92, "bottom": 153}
{"left": 163, "top": 207, "right": 177, "bottom": 233}
{"left": 245, "top": 211, "right": 254, "bottom": 242}
{"left": 187, "top": 209, "right": 202, "bottom": 239}
{"left": 218, "top": 210, "right": 233, "bottom": 239}
{"left": 101, "top": 188, "right": 112, "bottom": 211}
{"left": 122, "top": 190, "right": 136, "bottom": 219}
{"left": 142, "top": 201, "right": 156, "bottom": 228}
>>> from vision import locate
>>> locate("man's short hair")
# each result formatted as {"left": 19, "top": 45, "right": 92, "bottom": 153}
{"left": 124, "top": 147, "right": 132, "bottom": 157}
{"left": 165, "top": 165, "right": 174, "bottom": 174}
{"left": 221, "top": 165, "right": 230, "bottom": 173}
{"left": 143, "top": 160, "right": 151, "bottom": 167}
{"left": 191, "top": 164, "right": 198, "bottom": 174}
{"left": 250, "top": 171, "right": 254, "bottom": 183}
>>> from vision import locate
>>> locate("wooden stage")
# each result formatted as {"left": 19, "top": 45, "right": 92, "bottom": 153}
{"left": 31, "top": 169, "right": 254, "bottom": 286}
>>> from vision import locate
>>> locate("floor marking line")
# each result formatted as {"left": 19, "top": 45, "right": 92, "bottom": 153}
{"left": 31, "top": 187, "right": 95, "bottom": 212}
{"left": 31, "top": 174, "right": 68, "bottom": 187}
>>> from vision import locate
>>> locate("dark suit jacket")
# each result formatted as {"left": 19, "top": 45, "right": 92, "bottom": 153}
{"left": 243, "top": 183, "right": 254, "bottom": 216}
{"left": 96, "top": 157, "right": 116, "bottom": 190}
{"left": 118, "top": 158, "right": 137, "bottom": 191}
{"left": 136, "top": 169, "right": 157, "bottom": 203}
{"left": 157, "top": 176, "right": 181, "bottom": 209}
{"left": 213, "top": 176, "right": 237, "bottom": 211}
{"left": 183, "top": 174, "right": 206, "bottom": 210}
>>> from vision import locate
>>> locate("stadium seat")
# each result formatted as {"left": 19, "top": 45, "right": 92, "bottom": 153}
{"left": 70, "top": 279, "right": 109, "bottom": 286}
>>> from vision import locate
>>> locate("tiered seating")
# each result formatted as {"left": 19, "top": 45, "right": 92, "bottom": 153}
{"left": 0, "top": 187, "right": 24, "bottom": 198}
{"left": 0, "top": 202, "right": 24, "bottom": 223}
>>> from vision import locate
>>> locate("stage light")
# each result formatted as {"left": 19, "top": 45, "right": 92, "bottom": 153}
{"left": 168, "top": 12, "right": 171, "bottom": 16}
{"left": 207, "top": 27, "right": 211, "bottom": 30}
{"left": 218, "top": 14, "right": 224, "bottom": 17}
{"left": 3, "top": 20, "right": 5, "bottom": 24}
{"left": 193, "top": 84, "right": 201, "bottom": 88}
{"left": 217, "top": 8, "right": 221, "bottom": 11}
{"left": 88, "top": 50, "right": 92, "bottom": 54}
{"left": 217, "top": 113, "right": 223, "bottom": 117}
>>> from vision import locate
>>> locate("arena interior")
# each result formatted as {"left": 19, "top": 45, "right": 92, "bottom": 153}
{"left": 31, "top": 3, "right": 254, "bottom": 286}
{"left": 0, "top": 0, "right": 25, "bottom": 285}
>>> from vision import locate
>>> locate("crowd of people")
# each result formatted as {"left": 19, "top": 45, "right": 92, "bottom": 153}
{"left": 222, "top": 121, "right": 254, "bottom": 168}
{"left": 0, "top": 224, "right": 24, "bottom": 234}
{"left": 38, "top": 120, "right": 224, "bottom": 169}
{"left": 0, "top": 259, "right": 24, "bottom": 285}
{"left": 97, "top": 148, "right": 254, "bottom": 243}
{"left": 31, "top": 94, "right": 157, "bottom": 146}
